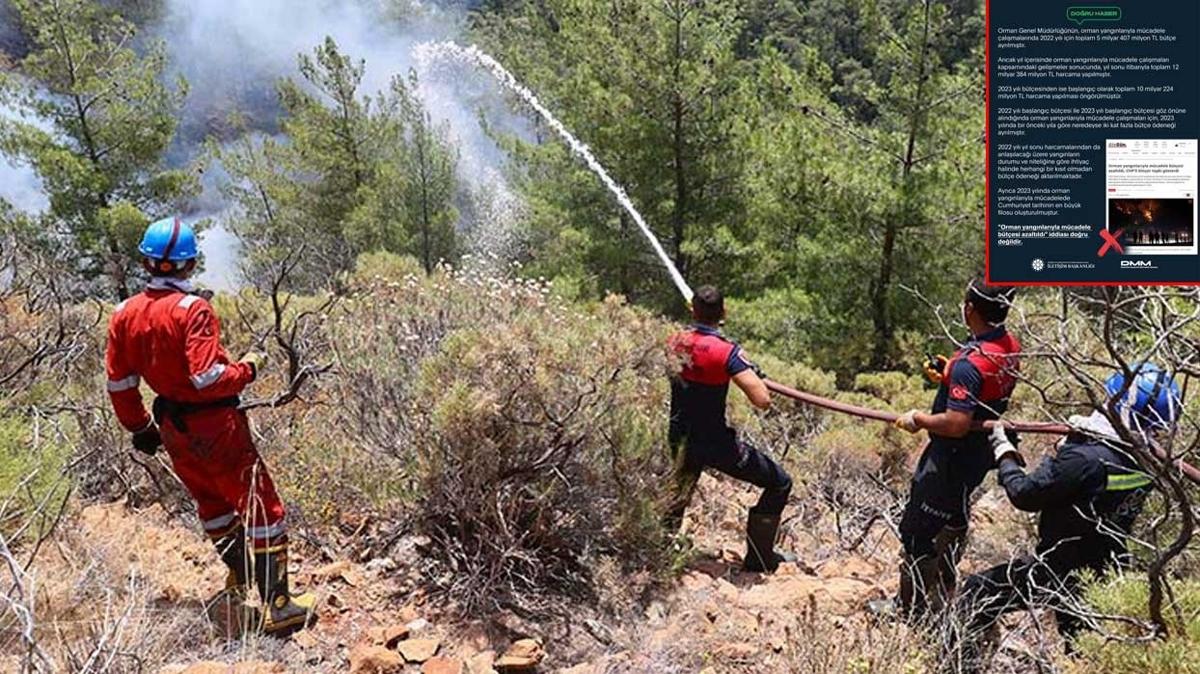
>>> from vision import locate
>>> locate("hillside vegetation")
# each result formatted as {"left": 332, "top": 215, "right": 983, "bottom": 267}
{"left": 1, "top": 251, "right": 1198, "bottom": 672}
{"left": 2, "top": 1, "right": 1200, "bottom": 672}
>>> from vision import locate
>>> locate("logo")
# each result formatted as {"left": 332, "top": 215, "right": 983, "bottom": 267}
{"left": 1121, "top": 260, "right": 1155, "bottom": 268}
{"left": 1031, "top": 258, "right": 1045, "bottom": 271}
{"left": 950, "top": 385, "right": 969, "bottom": 401}
{"left": 1097, "top": 228, "right": 1124, "bottom": 257}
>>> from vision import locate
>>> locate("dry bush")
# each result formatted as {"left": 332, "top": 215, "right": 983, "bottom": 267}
{"left": 320, "top": 254, "right": 680, "bottom": 615}
{"left": 414, "top": 293, "right": 673, "bottom": 615}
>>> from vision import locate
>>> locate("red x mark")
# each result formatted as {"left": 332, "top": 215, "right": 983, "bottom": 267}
{"left": 1098, "top": 228, "right": 1124, "bottom": 257}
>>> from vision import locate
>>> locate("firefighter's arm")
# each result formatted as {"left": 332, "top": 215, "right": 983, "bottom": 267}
{"left": 733, "top": 370, "right": 771, "bottom": 410}
{"left": 998, "top": 449, "right": 1092, "bottom": 512}
{"left": 900, "top": 359, "right": 982, "bottom": 437}
{"left": 105, "top": 315, "right": 152, "bottom": 432}
{"left": 913, "top": 409, "right": 973, "bottom": 438}
{"left": 183, "top": 301, "right": 256, "bottom": 398}
{"left": 729, "top": 346, "right": 770, "bottom": 410}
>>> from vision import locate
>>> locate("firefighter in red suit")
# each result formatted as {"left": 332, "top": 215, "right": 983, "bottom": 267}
{"left": 872, "top": 279, "right": 1021, "bottom": 621}
{"left": 665, "top": 285, "right": 796, "bottom": 573}
{"left": 105, "top": 216, "right": 314, "bottom": 637}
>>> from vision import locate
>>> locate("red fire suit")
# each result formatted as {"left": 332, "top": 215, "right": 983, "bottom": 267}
{"left": 106, "top": 279, "right": 287, "bottom": 552}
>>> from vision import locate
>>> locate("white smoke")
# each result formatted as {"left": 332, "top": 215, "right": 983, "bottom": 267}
{"left": 0, "top": 103, "right": 49, "bottom": 215}
{"left": 155, "top": 0, "right": 528, "bottom": 289}
{"left": 0, "top": 1, "right": 531, "bottom": 290}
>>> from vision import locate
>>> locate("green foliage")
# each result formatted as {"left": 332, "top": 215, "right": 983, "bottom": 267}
{"left": 320, "top": 255, "right": 679, "bottom": 611}
{"left": 395, "top": 72, "right": 459, "bottom": 273}
{"left": 216, "top": 38, "right": 461, "bottom": 289}
{"left": 353, "top": 249, "right": 428, "bottom": 280}
{"left": 740, "top": 0, "right": 982, "bottom": 124}
{"left": 475, "top": 0, "right": 985, "bottom": 374}
{"left": 0, "top": 414, "right": 70, "bottom": 543}
{"left": 0, "top": 0, "right": 192, "bottom": 299}
{"left": 1073, "top": 575, "right": 1200, "bottom": 673}
{"left": 342, "top": 73, "right": 460, "bottom": 274}
{"left": 476, "top": 0, "right": 754, "bottom": 312}
{"left": 414, "top": 298, "right": 673, "bottom": 608}
{"left": 98, "top": 200, "right": 151, "bottom": 259}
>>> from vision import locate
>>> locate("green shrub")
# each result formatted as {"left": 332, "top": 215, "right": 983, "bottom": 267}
{"left": 0, "top": 414, "right": 71, "bottom": 544}
{"left": 1072, "top": 574, "right": 1200, "bottom": 674}
{"left": 412, "top": 292, "right": 674, "bottom": 613}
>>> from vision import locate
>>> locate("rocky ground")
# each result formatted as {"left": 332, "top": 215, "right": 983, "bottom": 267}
{"left": 10, "top": 459, "right": 1050, "bottom": 673}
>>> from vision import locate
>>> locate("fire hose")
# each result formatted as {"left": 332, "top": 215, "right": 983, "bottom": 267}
{"left": 762, "top": 379, "right": 1200, "bottom": 486}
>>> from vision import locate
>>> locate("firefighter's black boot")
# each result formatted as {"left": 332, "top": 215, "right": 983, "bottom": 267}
{"left": 899, "top": 552, "right": 948, "bottom": 620}
{"left": 253, "top": 546, "right": 316, "bottom": 637}
{"left": 743, "top": 512, "right": 797, "bottom": 573}
{"left": 213, "top": 526, "right": 250, "bottom": 597}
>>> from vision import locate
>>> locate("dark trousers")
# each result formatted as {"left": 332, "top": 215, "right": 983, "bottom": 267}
{"left": 959, "top": 555, "right": 1090, "bottom": 641}
{"left": 897, "top": 441, "right": 989, "bottom": 618}
{"left": 900, "top": 441, "right": 989, "bottom": 557}
{"left": 664, "top": 436, "right": 792, "bottom": 531}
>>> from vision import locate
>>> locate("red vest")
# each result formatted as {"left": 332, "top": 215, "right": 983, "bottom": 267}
{"left": 668, "top": 326, "right": 741, "bottom": 447}
{"left": 105, "top": 284, "right": 254, "bottom": 432}
{"left": 942, "top": 330, "right": 1021, "bottom": 410}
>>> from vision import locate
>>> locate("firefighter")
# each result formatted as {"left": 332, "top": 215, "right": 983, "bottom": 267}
{"left": 105, "top": 216, "right": 314, "bottom": 637}
{"left": 664, "top": 285, "right": 796, "bottom": 573}
{"left": 955, "top": 364, "right": 1178, "bottom": 669}
{"left": 874, "top": 279, "right": 1021, "bottom": 619}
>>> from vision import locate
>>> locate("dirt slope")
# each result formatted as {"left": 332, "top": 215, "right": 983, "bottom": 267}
{"left": 15, "top": 464, "right": 1049, "bottom": 673}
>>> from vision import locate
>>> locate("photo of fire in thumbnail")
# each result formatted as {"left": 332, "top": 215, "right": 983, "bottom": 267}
{"left": 1108, "top": 198, "right": 1195, "bottom": 248}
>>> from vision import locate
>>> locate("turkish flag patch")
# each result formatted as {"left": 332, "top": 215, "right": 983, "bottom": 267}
{"left": 950, "top": 385, "right": 969, "bottom": 401}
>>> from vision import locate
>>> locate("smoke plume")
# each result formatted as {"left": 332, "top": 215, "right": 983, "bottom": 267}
{"left": 2, "top": 0, "right": 528, "bottom": 289}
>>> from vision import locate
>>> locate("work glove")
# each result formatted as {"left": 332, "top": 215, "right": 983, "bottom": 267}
{"left": 131, "top": 422, "right": 162, "bottom": 456}
{"left": 240, "top": 352, "right": 267, "bottom": 380}
{"left": 989, "top": 422, "right": 1024, "bottom": 467}
{"left": 894, "top": 409, "right": 921, "bottom": 434}
{"left": 924, "top": 354, "right": 949, "bottom": 384}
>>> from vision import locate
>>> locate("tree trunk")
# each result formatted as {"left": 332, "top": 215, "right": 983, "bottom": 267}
{"left": 54, "top": 0, "right": 126, "bottom": 299}
{"left": 669, "top": 0, "right": 689, "bottom": 279}
{"left": 869, "top": 0, "right": 931, "bottom": 368}
{"left": 869, "top": 221, "right": 898, "bottom": 367}
{"left": 417, "top": 133, "right": 433, "bottom": 274}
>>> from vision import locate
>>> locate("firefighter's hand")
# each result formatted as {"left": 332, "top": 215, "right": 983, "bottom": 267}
{"left": 923, "top": 354, "right": 948, "bottom": 384}
{"left": 894, "top": 409, "right": 921, "bottom": 434}
{"left": 989, "top": 422, "right": 1023, "bottom": 467}
{"left": 131, "top": 423, "right": 162, "bottom": 456}
{"left": 240, "top": 352, "right": 267, "bottom": 380}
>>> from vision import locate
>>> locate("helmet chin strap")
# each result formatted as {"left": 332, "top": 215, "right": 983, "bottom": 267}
{"left": 156, "top": 216, "right": 183, "bottom": 273}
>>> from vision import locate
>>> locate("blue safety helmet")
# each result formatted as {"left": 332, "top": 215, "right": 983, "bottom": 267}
{"left": 139, "top": 216, "right": 198, "bottom": 264}
{"left": 1105, "top": 363, "right": 1182, "bottom": 431}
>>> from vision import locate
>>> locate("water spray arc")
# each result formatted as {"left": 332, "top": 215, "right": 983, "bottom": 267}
{"left": 414, "top": 41, "right": 694, "bottom": 303}
{"left": 417, "top": 42, "right": 1200, "bottom": 485}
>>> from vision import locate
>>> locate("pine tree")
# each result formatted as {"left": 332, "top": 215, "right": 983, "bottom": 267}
{"left": 0, "top": 0, "right": 192, "bottom": 299}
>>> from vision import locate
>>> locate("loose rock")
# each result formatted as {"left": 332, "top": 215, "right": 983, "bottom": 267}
{"left": 465, "top": 650, "right": 497, "bottom": 674}
{"left": 349, "top": 645, "right": 404, "bottom": 674}
{"left": 381, "top": 624, "right": 410, "bottom": 648}
{"left": 397, "top": 638, "right": 441, "bottom": 663}
{"left": 495, "top": 639, "right": 544, "bottom": 671}
{"left": 422, "top": 656, "right": 465, "bottom": 674}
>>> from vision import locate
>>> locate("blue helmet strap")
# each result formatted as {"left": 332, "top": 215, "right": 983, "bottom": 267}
{"left": 158, "top": 217, "right": 182, "bottom": 272}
